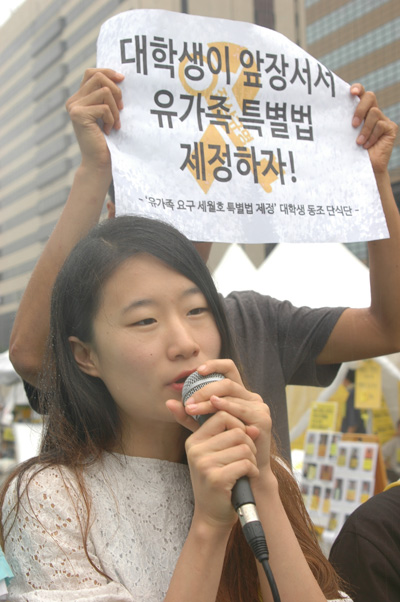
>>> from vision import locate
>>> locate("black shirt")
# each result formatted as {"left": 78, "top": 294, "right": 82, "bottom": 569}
{"left": 329, "top": 484, "right": 400, "bottom": 602}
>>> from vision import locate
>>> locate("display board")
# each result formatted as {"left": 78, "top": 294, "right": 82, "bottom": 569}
{"left": 301, "top": 430, "right": 386, "bottom": 536}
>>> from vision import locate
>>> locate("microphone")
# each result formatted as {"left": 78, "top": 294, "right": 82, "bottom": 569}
{"left": 182, "top": 371, "right": 270, "bottom": 564}
{"left": 182, "top": 372, "right": 224, "bottom": 425}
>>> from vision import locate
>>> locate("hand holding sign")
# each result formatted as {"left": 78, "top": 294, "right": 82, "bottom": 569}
{"left": 66, "top": 68, "right": 125, "bottom": 173}
{"left": 350, "top": 85, "right": 398, "bottom": 176}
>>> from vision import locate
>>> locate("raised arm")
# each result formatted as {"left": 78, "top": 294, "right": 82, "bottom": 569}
{"left": 318, "top": 85, "right": 400, "bottom": 365}
{"left": 9, "top": 69, "right": 124, "bottom": 385}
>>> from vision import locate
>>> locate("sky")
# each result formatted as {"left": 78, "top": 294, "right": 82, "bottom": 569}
{"left": 0, "top": 0, "right": 27, "bottom": 27}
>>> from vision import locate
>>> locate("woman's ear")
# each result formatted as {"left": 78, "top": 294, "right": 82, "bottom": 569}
{"left": 106, "top": 199, "right": 116, "bottom": 219}
{"left": 68, "top": 336, "right": 100, "bottom": 377}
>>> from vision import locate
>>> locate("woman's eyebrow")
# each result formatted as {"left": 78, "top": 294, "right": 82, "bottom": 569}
{"left": 121, "top": 298, "right": 154, "bottom": 314}
{"left": 181, "top": 286, "right": 202, "bottom": 299}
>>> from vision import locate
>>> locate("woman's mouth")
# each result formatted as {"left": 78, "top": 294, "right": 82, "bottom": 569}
{"left": 169, "top": 371, "right": 195, "bottom": 392}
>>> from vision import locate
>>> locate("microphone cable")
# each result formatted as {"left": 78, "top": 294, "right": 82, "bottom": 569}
{"left": 232, "top": 479, "right": 281, "bottom": 602}
{"left": 182, "top": 372, "right": 281, "bottom": 602}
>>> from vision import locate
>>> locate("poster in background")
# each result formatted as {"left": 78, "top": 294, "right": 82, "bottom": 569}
{"left": 308, "top": 401, "right": 338, "bottom": 432}
{"left": 97, "top": 9, "right": 388, "bottom": 243}
{"left": 355, "top": 359, "right": 382, "bottom": 410}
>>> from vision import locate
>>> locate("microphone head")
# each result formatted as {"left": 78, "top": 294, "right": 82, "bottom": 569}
{"left": 182, "top": 372, "right": 225, "bottom": 407}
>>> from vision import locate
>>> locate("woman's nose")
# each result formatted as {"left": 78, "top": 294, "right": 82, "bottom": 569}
{"left": 167, "top": 321, "right": 200, "bottom": 360}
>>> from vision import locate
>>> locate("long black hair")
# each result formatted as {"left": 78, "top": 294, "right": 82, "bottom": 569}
{"left": 39, "top": 215, "right": 240, "bottom": 462}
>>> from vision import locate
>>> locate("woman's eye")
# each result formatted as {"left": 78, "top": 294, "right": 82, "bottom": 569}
{"left": 133, "top": 318, "right": 156, "bottom": 326}
{"left": 188, "top": 307, "right": 208, "bottom": 316}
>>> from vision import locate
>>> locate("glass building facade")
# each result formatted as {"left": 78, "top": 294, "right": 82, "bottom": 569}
{"left": 306, "top": 0, "right": 400, "bottom": 261}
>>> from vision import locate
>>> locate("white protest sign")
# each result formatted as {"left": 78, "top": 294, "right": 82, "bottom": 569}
{"left": 97, "top": 9, "right": 388, "bottom": 243}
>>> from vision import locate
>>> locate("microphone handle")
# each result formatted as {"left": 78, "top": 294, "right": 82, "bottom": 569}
{"left": 231, "top": 475, "right": 256, "bottom": 510}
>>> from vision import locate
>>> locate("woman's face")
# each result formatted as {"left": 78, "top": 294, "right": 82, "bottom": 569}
{"left": 74, "top": 254, "right": 221, "bottom": 433}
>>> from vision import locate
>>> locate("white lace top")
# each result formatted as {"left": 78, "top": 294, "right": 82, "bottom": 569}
{"left": 3, "top": 453, "right": 352, "bottom": 601}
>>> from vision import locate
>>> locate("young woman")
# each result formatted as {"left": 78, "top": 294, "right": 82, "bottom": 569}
{"left": 1, "top": 216, "right": 351, "bottom": 601}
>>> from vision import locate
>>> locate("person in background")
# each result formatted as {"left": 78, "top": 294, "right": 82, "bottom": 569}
{"left": 2, "top": 216, "right": 352, "bottom": 601}
{"left": 9, "top": 68, "right": 400, "bottom": 464}
{"left": 340, "top": 370, "right": 366, "bottom": 434}
{"left": 329, "top": 479, "right": 400, "bottom": 602}
{"left": 381, "top": 418, "right": 400, "bottom": 482}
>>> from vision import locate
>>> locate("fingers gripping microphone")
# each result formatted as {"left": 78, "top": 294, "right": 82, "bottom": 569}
{"left": 182, "top": 371, "right": 257, "bottom": 511}
{"left": 182, "top": 372, "right": 224, "bottom": 425}
{"left": 182, "top": 372, "right": 270, "bottom": 565}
